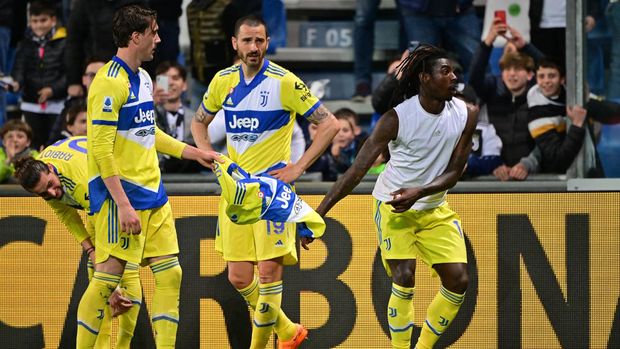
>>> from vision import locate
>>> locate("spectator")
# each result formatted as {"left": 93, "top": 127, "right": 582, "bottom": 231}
{"left": 455, "top": 84, "right": 503, "bottom": 177}
{"left": 57, "top": 101, "right": 87, "bottom": 140}
{"left": 306, "top": 112, "right": 358, "bottom": 181}
{"left": 0, "top": 119, "right": 39, "bottom": 183}
{"left": 529, "top": 0, "right": 599, "bottom": 70}
{"left": 0, "top": 0, "right": 13, "bottom": 125}
{"left": 47, "top": 57, "right": 106, "bottom": 145}
{"left": 397, "top": 0, "right": 481, "bottom": 79}
{"left": 608, "top": 0, "right": 620, "bottom": 103}
{"left": 11, "top": 0, "right": 67, "bottom": 150}
{"left": 352, "top": 0, "right": 382, "bottom": 101}
{"left": 468, "top": 17, "right": 545, "bottom": 181}
{"left": 332, "top": 111, "right": 358, "bottom": 173}
{"left": 64, "top": 0, "right": 143, "bottom": 98}
{"left": 527, "top": 59, "right": 620, "bottom": 176}
{"left": 153, "top": 60, "right": 200, "bottom": 173}
{"left": 333, "top": 107, "right": 368, "bottom": 151}
{"left": 186, "top": 0, "right": 261, "bottom": 110}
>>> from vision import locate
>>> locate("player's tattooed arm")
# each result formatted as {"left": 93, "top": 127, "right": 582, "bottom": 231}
{"left": 307, "top": 104, "right": 331, "bottom": 124}
{"left": 193, "top": 107, "right": 211, "bottom": 124}
{"left": 191, "top": 107, "right": 216, "bottom": 152}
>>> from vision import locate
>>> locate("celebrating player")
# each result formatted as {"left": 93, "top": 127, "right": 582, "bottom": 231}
{"left": 316, "top": 44, "right": 476, "bottom": 349}
{"left": 191, "top": 15, "right": 340, "bottom": 349}
{"left": 75, "top": 4, "right": 221, "bottom": 348}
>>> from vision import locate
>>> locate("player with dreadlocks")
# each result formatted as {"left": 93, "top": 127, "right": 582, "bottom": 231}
{"left": 315, "top": 44, "right": 477, "bottom": 349}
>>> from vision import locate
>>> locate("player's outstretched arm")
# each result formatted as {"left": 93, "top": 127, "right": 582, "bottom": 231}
{"left": 181, "top": 145, "right": 223, "bottom": 170}
{"left": 386, "top": 104, "right": 477, "bottom": 213}
{"left": 316, "top": 109, "right": 399, "bottom": 217}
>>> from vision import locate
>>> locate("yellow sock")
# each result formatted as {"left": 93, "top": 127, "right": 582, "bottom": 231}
{"left": 76, "top": 271, "right": 121, "bottom": 349}
{"left": 416, "top": 286, "right": 465, "bottom": 349}
{"left": 250, "top": 281, "right": 283, "bottom": 349}
{"left": 388, "top": 283, "right": 415, "bottom": 349}
{"left": 238, "top": 278, "right": 297, "bottom": 341}
{"left": 116, "top": 263, "right": 142, "bottom": 349}
{"left": 150, "top": 257, "right": 182, "bottom": 349}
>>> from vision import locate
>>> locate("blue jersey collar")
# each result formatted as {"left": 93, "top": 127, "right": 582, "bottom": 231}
{"left": 112, "top": 56, "right": 138, "bottom": 78}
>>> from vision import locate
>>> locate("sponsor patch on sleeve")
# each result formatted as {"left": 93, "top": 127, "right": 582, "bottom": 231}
{"left": 102, "top": 96, "right": 113, "bottom": 113}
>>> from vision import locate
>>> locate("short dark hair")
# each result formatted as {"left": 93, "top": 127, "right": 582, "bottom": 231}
{"left": 14, "top": 157, "right": 50, "bottom": 192}
{"left": 334, "top": 108, "right": 360, "bottom": 126}
{"left": 499, "top": 52, "right": 535, "bottom": 72}
{"left": 1, "top": 119, "right": 33, "bottom": 141}
{"left": 537, "top": 58, "right": 565, "bottom": 77}
{"left": 66, "top": 101, "right": 87, "bottom": 126}
{"left": 29, "top": 1, "right": 56, "bottom": 17}
{"left": 112, "top": 4, "right": 157, "bottom": 48}
{"left": 234, "top": 15, "right": 268, "bottom": 37}
{"left": 155, "top": 61, "right": 187, "bottom": 81}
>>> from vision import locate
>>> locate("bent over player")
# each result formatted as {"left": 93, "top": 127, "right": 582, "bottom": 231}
{"left": 316, "top": 44, "right": 477, "bottom": 349}
{"left": 75, "top": 5, "right": 221, "bottom": 348}
{"left": 14, "top": 137, "right": 141, "bottom": 349}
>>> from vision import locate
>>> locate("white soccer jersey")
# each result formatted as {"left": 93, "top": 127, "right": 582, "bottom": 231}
{"left": 372, "top": 95, "right": 468, "bottom": 210}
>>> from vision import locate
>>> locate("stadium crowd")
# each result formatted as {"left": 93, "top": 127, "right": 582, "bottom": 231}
{"left": 1, "top": 0, "right": 620, "bottom": 184}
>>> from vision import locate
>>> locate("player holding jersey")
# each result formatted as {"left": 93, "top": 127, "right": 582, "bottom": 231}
{"left": 14, "top": 136, "right": 141, "bottom": 349}
{"left": 316, "top": 44, "right": 477, "bottom": 349}
{"left": 191, "top": 15, "right": 340, "bottom": 349}
{"left": 76, "top": 5, "right": 221, "bottom": 348}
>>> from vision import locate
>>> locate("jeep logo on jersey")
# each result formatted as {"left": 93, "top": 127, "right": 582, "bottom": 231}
{"left": 228, "top": 114, "right": 259, "bottom": 131}
{"left": 134, "top": 109, "right": 155, "bottom": 124}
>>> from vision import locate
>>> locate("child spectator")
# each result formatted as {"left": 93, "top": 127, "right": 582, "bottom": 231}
{"left": 55, "top": 101, "right": 87, "bottom": 140}
{"left": 334, "top": 107, "right": 368, "bottom": 150}
{"left": 468, "top": 17, "right": 545, "bottom": 181}
{"left": 10, "top": 1, "right": 67, "bottom": 150}
{"left": 0, "top": 119, "right": 39, "bottom": 183}
{"left": 527, "top": 59, "right": 620, "bottom": 176}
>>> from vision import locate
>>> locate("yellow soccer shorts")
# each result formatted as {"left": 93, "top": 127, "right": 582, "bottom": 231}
{"left": 215, "top": 196, "right": 298, "bottom": 265}
{"left": 373, "top": 199, "right": 467, "bottom": 277}
{"left": 93, "top": 199, "right": 179, "bottom": 265}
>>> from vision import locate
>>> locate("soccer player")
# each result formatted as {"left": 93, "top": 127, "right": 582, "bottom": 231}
{"left": 191, "top": 15, "right": 340, "bottom": 349}
{"left": 13, "top": 136, "right": 141, "bottom": 349}
{"left": 76, "top": 5, "right": 221, "bottom": 348}
{"left": 316, "top": 44, "right": 477, "bottom": 349}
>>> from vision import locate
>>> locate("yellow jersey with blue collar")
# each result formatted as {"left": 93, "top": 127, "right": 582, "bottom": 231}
{"left": 87, "top": 56, "right": 183, "bottom": 214}
{"left": 201, "top": 59, "right": 321, "bottom": 174}
{"left": 37, "top": 136, "right": 91, "bottom": 243}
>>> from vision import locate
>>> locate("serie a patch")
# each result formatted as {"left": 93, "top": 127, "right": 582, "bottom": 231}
{"left": 102, "top": 96, "right": 113, "bottom": 112}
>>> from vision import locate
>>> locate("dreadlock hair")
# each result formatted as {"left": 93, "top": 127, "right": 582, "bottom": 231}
{"left": 14, "top": 156, "right": 50, "bottom": 192}
{"left": 389, "top": 43, "right": 450, "bottom": 108}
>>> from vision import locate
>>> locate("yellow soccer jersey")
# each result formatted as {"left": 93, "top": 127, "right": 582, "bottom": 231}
{"left": 38, "top": 136, "right": 90, "bottom": 243}
{"left": 87, "top": 56, "right": 183, "bottom": 214}
{"left": 201, "top": 60, "right": 321, "bottom": 174}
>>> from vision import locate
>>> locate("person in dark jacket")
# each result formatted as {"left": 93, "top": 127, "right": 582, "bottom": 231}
{"left": 468, "top": 15, "right": 545, "bottom": 181}
{"left": 64, "top": 0, "right": 144, "bottom": 98}
{"left": 527, "top": 58, "right": 620, "bottom": 175}
{"left": 11, "top": 1, "right": 66, "bottom": 150}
